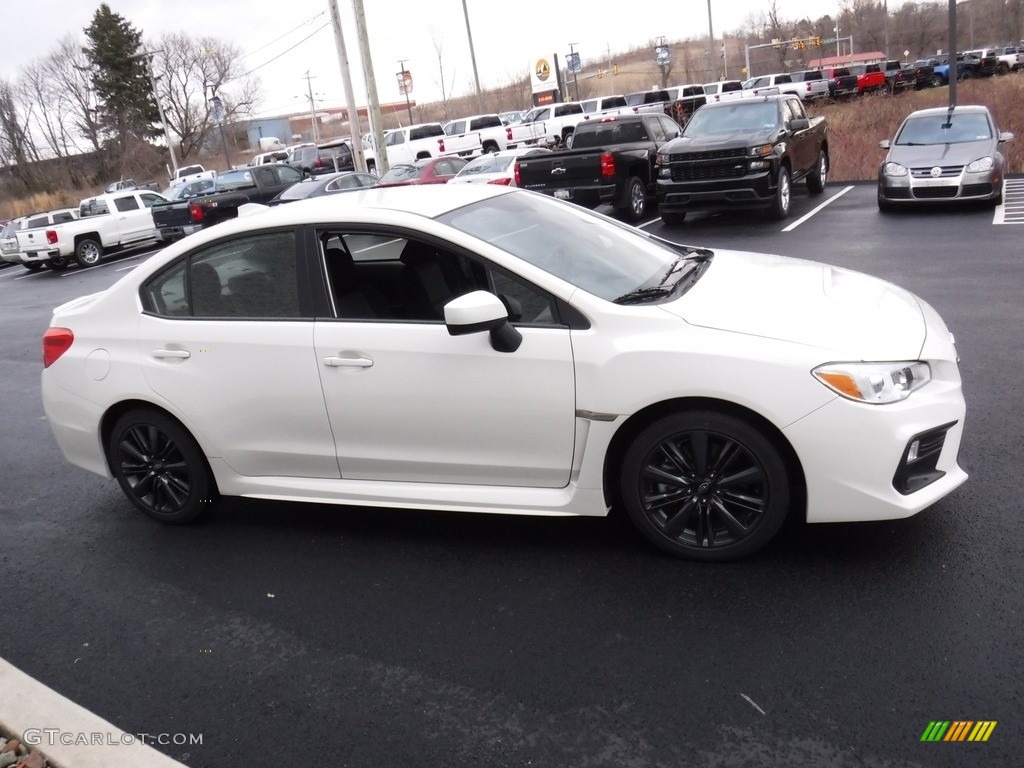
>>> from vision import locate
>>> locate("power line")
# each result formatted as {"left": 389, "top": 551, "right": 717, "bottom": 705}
{"left": 232, "top": 23, "right": 330, "bottom": 82}
{"left": 243, "top": 11, "right": 327, "bottom": 59}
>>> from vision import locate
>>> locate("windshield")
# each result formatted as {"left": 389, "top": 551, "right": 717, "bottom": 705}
{"left": 438, "top": 191, "right": 704, "bottom": 301}
{"left": 458, "top": 154, "right": 515, "bottom": 176}
{"left": 685, "top": 103, "right": 778, "bottom": 135}
{"left": 573, "top": 120, "right": 649, "bottom": 148}
{"left": 895, "top": 113, "right": 993, "bottom": 145}
{"left": 378, "top": 164, "right": 421, "bottom": 183}
{"left": 214, "top": 170, "right": 256, "bottom": 191}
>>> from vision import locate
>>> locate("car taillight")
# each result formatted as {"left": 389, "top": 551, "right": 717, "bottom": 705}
{"left": 43, "top": 327, "right": 74, "bottom": 368}
{"left": 506, "top": 127, "right": 514, "bottom": 141}
{"left": 600, "top": 152, "right": 615, "bottom": 177}
{"left": 488, "top": 177, "right": 512, "bottom": 185}
{"left": 46, "top": 229, "right": 58, "bottom": 245}
{"left": 189, "top": 203, "right": 205, "bottom": 223}
{"left": 438, "top": 138, "right": 446, "bottom": 153}
{"left": 514, "top": 162, "right": 521, "bottom": 186}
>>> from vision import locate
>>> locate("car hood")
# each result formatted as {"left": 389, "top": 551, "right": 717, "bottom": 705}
{"left": 660, "top": 250, "right": 926, "bottom": 359}
{"left": 887, "top": 140, "right": 993, "bottom": 166}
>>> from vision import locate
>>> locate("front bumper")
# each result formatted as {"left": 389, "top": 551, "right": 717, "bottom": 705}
{"left": 878, "top": 168, "right": 1002, "bottom": 203}
{"left": 656, "top": 168, "right": 776, "bottom": 213}
{"left": 784, "top": 363, "right": 967, "bottom": 523}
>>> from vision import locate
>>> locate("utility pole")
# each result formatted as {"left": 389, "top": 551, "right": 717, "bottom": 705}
{"left": 208, "top": 89, "right": 232, "bottom": 170}
{"left": 140, "top": 50, "right": 178, "bottom": 175}
{"left": 327, "top": 0, "right": 366, "bottom": 173}
{"left": 303, "top": 70, "right": 319, "bottom": 143}
{"left": 398, "top": 58, "right": 414, "bottom": 125}
{"left": 461, "top": 0, "right": 485, "bottom": 112}
{"left": 706, "top": 0, "right": 716, "bottom": 79}
{"left": 884, "top": 0, "right": 890, "bottom": 60}
{"left": 352, "top": 0, "right": 388, "bottom": 175}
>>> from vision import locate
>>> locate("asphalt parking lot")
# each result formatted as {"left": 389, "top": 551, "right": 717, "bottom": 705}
{"left": 1, "top": 180, "right": 1022, "bottom": 768}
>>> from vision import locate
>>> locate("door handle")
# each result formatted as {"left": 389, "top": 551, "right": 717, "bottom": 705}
{"left": 152, "top": 349, "right": 191, "bottom": 359}
{"left": 323, "top": 355, "right": 373, "bottom": 368}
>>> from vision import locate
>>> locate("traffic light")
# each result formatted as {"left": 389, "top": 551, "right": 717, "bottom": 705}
{"left": 813, "top": 36, "right": 822, "bottom": 46}
{"left": 795, "top": 40, "right": 805, "bottom": 50}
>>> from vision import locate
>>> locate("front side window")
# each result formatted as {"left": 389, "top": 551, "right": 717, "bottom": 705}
{"left": 114, "top": 196, "right": 140, "bottom": 212}
{"left": 319, "top": 231, "right": 557, "bottom": 325}
{"left": 143, "top": 231, "right": 301, "bottom": 319}
{"left": 139, "top": 193, "right": 165, "bottom": 208}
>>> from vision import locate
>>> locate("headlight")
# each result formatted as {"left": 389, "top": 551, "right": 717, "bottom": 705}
{"left": 883, "top": 162, "right": 908, "bottom": 177}
{"left": 655, "top": 153, "right": 669, "bottom": 166}
{"left": 747, "top": 144, "right": 772, "bottom": 158}
{"left": 966, "top": 156, "right": 994, "bottom": 172}
{"left": 812, "top": 362, "right": 931, "bottom": 404}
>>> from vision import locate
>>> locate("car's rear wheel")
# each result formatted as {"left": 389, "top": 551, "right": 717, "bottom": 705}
{"left": 770, "top": 165, "right": 791, "bottom": 219}
{"left": 108, "top": 408, "right": 216, "bottom": 524}
{"left": 930, "top": 74, "right": 944, "bottom": 88}
{"left": 660, "top": 211, "right": 686, "bottom": 226}
{"left": 75, "top": 238, "right": 103, "bottom": 267}
{"left": 47, "top": 256, "right": 70, "bottom": 271}
{"left": 619, "top": 410, "right": 791, "bottom": 561}
{"left": 807, "top": 150, "right": 827, "bottom": 194}
{"left": 996, "top": 63, "right": 1010, "bottom": 76}
{"left": 619, "top": 176, "right": 647, "bottom": 222}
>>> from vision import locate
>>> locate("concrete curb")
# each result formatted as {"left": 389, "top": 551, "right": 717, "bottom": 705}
{"left": 0, "top": 658, "right": 188, "bottom": 768}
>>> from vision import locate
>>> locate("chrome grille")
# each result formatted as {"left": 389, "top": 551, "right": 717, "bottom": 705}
{"left": 910, "top": 165, "right": 963, "bottom": 179}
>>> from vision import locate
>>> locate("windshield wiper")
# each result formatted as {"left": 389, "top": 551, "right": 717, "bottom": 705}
{"left": 614, "top": 253, "right": 706, "bottom": 304}
{"left": 615, "top": 285, "right": 677, "bottom": 304}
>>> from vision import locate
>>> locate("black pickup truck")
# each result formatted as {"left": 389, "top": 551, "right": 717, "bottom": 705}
{"left": 514, "top": 113, "right": 684, "bottom": 221}
{"left": 654, "top": 93, "right": 830, "bottom": 224}
{"left": 882, "top": 60, "right": 917, "bottom": 92}
{"left": 151, "top": 163, "right": 305, "bottom": 241}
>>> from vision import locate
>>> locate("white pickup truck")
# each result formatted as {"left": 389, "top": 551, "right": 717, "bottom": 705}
{"left": 519, "top": 101, "right": 587, "bottom": 146}
{"left": 16, "top": 189, "right": 166, "bottom": 269}
{"left": 443, "top": 113, "right": 540, "bottom": 154}
{"left": 168, "top": 163, "right": 217, "bottom": 188}
{"left": 363, "top": 122, "right": 482, "bottom": 172}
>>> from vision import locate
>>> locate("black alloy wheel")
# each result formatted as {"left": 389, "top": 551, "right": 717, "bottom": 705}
{"left": 108, "top": 408, "right": 215, "bottom": 523}
{"left": 620, "top": 411, "right": 790, "bottom": 561}
{"left": 807, "top": 150, "right": 827, "bottom": 194}
{"left": 621, "top": 176, "right": 647, "bottom": 222}
{"left": 770, "top": 165, "right": 792, "bottom": 219}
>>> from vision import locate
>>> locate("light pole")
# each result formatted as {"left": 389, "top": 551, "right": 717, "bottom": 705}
{"left": 706, "top": 0, "right": 716, "bottom": 79}
{"left": 303, "top": 71, "right": 320, "bottom": 143}
{"left": 461, "top": 0, "right": 485, "bottom": 112}
{"left": 208, "top": 89, "right": 232, "bottom": 170}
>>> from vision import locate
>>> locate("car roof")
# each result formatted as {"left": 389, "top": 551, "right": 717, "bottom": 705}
{"left": 904, "top": 105, "right": 992, "bottom": 118}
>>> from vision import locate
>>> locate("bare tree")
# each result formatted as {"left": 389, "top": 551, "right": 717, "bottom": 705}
{"left": 152, "top": 33, "right": 259, "bottom": 162}
{"left": 0, "top": 80, "right": 41, "bottom": 190}
{"left": 430, "top": 33, "right": 456, "bottom": 122}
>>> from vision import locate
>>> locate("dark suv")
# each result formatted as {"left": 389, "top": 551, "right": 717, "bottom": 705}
{"left": 313, "top": 140, "right": 355, "bottom": 175}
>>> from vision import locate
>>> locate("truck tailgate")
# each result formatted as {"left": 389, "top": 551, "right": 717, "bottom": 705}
{"left": 516, "top": 150, "right": 609, "bottom": 196}
{"left": 152, "top": 202, "right": 193, "bottom": 229}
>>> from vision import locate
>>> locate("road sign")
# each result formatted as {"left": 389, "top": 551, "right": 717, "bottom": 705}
{"left": 567, "top": 52, "right": 581, "bottom": 74}
{"left": 655, "top": 45, "right": 670, "bottom": 65}
{"left": 823, "top": 37, "right": 837, "bottom": 44}
{"left": 397, "top": 70, "right": 413, "bottom": 95}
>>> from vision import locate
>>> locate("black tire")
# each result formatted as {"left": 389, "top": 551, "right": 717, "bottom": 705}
{"left": 660, "top": 211, "right": 687, "bottom": 226}
{"left": 807, "top": 150, "right": 827, "bottom": 194}
{"left": 930, "top": 74, "right": 944, "bottom": 88}
{"left": 75, "top": 237, "right": 103, "bottom": 267}
{"left": 619, "top": 176, "right": 647, "bottom": 222}
{"left": 47, "top": 256, "right": 70, "bottom": 271}
{"left": 770, "top": 165, "right": 791, "bottom": 219}
{"left": 996, "top": 63, "right": 1010, "bottom": 76}
{"left": 877, "top": 193, "right": 896, "bottom": 213}
{"left": 960, "top": 69, "right": 973, "bottom": 81}
{"left": 23, "top": 262, "right": 43, "bottom": 271}
{"left": 483, "top": 142, "right": 499, "bottom": 154}
{"left": 108, "top": 408, "right": 217, "bottom": 524}
{"left": 619, "top": 410, "right": 791, "bottom": 561}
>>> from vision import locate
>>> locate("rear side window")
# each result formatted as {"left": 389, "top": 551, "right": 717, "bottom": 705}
{"left": 142, "top": 231, "right": 302, "bottom": 319}
{"left": 471, "top": 116, "right": 502, "bottom": 130}
{"left": 80, "top": 199, "right": 110, "bottom": 217}
{"left": 410, "top": 125, "right": 442, "bottom": 141}
{"left": 27, "top": 216, "right": 48, "bottom": 228}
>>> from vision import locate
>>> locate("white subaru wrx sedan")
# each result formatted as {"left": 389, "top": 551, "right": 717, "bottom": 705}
{"left": 41, "top": 185, "right": 967, "bottom": 561}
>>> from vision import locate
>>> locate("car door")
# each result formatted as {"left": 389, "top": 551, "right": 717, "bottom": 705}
{"left": 137, "top": 230, "right": 340, "bottom": 478}
{"left": 110, "top": 194, "right": 153, "bottom": 243}
{"left": 783, "top": 98, "right": 813, "bottom": 173}
{"left": 311, "top": 228, "right": 576, "bottom": 487}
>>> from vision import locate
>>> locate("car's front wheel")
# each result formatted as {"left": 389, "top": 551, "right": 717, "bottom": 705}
{"left": 619, "top": 410, "right": 791, "bottom": 561}
{"left": 660, "top": 211, "right": 686, "bottom": 226}
{"left": 770, "top": 165, "right": 791, "bottom": 219}
{"left": 108, "top": 408, "right": 217, "bottom": 524}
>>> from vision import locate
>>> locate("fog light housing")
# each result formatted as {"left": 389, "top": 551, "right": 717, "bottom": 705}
{"left": 892, "top": 422, "right": 957, "bottom": 495}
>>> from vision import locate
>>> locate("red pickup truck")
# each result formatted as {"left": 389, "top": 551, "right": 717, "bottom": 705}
{"left": 846, "top": 63, "right": 886, "bottom": 94}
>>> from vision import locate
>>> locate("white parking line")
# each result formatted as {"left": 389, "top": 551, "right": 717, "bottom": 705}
{"left": 995, "top": 179, "right": 1024, "bottom": 225}
{"left": 782, "top": 185, "right": 854, "bottom": 232}
{"left": 60, "top": 249, "right": 161, "bottom": 277}
{"left": 13, "top": 269, "right": 49, "bottom": 281}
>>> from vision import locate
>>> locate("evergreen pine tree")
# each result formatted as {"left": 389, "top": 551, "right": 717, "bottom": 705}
{"left": 83, "top": 3, "right": 159, "bottom": 168}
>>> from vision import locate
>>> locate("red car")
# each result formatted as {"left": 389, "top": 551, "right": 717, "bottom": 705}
{"left": 374, "top": 156, "right": 469, "bottom": 187}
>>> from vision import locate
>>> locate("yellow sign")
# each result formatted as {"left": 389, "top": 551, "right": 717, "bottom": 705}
{"left": 535, "top": 58, "right": 551, "bottom": 81}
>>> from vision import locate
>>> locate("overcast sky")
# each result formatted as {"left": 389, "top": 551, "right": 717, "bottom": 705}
{"left": 2, "top": 0, "right": 839, "bottom": 116}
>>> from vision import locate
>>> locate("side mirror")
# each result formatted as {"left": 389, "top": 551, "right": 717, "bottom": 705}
{"left": 789, "top": 117, "right": 810, "bottom": 132}
{"left": 998, "top": 131, "right": 1014, "bottom": 143}
{"left": 444, "top": 290, "right": 522, "bottom": 353}
{"left": 879, "top": 139, "right": 892, "bottom": 149}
